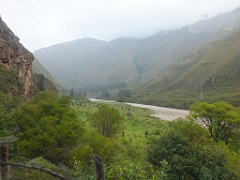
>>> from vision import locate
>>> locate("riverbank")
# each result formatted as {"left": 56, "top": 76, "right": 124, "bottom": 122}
{"left": 89, "top": 98, "right": 189, "bottom": 121}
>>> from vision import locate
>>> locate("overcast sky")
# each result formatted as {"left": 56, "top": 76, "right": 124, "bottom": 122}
{"left": 1, "top": 0, "right": 240, "bottom": 51}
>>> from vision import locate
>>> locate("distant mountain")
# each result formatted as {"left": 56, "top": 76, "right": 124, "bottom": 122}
{"left": 136, "top": 28, "right": 240, "bottom": 109}
{"left": 34, "top": 8, "right": 240, "bottom": 91}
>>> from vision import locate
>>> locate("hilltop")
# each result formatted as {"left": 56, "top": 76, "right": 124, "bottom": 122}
{"left": 34, "top": 8, "right": 240, "bottom": 91}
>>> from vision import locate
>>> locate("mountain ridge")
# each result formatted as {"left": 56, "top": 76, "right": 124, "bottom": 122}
{"left": 34, "top": 7, "right": 240, "bottom": 92}
{"left": 136, "top": 28, "right": 240, "bottom": 108}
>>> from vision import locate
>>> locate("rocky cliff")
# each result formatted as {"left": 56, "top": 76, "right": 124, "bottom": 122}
{"left": 32, "top": 73, "right": 58, "bottom": 92}
{"left": 0, "top": 17, "right": 36, "bottom": 100}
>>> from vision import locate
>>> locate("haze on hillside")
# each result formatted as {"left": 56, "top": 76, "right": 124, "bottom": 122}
{"left": 1, "top": 0, "right": 240, "bottom": 51}
{"left": 34, "top": 7, "right": 240, "bottom": 93}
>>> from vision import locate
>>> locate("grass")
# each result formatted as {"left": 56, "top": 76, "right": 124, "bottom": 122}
{"left": 72, "top": 100, "right": 170, "bottom": 160}
{"left": 133, "top": 29, "right": 240, "bottom": 109}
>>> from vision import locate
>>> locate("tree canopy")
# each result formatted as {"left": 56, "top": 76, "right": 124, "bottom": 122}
{"left": 147, "top": 119, "right": 240, "bottom": 179}
{"left": 91, "top": 104, "right": 124, "bottom": 138}
{"left": 190, "top": 101, "right": 240, "bottom": 144}
{"left": 13, "top": 91, "right": 85, "bottom": 165}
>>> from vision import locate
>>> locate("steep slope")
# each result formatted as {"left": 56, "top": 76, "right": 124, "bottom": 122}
{"left": 0, "top": 17, "right": 59, "bottom": 99}
{"left": 0, "top": 17, "right": 36, "bottom": 100}
{"left": 32, "top": 58, "right": 62, "bottom": 90}
{"left": 34, "top": 7, "right": 240, "bottom": 91}
{"left": 137, "top": 29, "right": 240, "bottom": 108}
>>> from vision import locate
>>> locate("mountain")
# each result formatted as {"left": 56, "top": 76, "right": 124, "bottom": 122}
{"left": 136, "top": 28, "right": 240, "bottom": 109}
{"left": 0, "top": 17, "right": 58, "bottom": 99}
{"left": 0, "top": 17, "right": 36, "bottom": 100}
{"left": 32, "top": 58, "right": 62, "bottom": 90}
{"left": 34, "top": 8, "right": 240, "bottom": 91}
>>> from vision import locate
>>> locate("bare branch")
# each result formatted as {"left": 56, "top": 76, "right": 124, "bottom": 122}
{"left": 0, "top": 160, "right": 76, "bottom": 180}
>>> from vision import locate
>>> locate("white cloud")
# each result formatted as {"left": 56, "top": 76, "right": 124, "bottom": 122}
{"left": 1, "top": 0, "right": 240, "bottom": 51}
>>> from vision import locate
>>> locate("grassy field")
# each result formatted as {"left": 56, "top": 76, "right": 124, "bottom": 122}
{"left": 73, "top": 100, "right": 170, "bottom": 160}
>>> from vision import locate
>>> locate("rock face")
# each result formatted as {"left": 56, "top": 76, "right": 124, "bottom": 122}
{"left": 0, "top": 17, "right": 36, "bottom": 100}
{"left": 32, "top": 73, "right": 58, "bottom": 92}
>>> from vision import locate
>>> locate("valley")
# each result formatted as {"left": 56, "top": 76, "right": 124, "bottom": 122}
{"left": 1, "top": 3, "right": 240, "bottom": 180}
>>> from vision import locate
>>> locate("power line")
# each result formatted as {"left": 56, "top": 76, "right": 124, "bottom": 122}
{"left": 140, "top": 0, "right": 240, "bottom": 37}
{"left": 144, "top": 0, "right": 215, "bottom": 35}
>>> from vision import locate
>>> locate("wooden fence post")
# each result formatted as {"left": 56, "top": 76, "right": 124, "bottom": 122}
{"left": 94, "top": 155, "right": 105, "bottom": 180}
{"left": 1, "top": 142, "right": 10, "bottom": 180}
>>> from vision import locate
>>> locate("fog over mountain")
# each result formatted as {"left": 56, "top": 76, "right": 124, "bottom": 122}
{"left": 137, "top": 27, "right": 240, "bottom": 108}
{"left": 34, "top": 8, "right": 240, "bottom": 91}
{"left": 1, "top": 0, "right": 240, "bottom": 51}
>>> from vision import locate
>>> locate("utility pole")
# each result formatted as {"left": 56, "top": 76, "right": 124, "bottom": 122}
{"left": 94, "top": 155, "right": 105, "bottom": 180}
{"left": 200, "top": 80, "right": 204, "bottom": 101}
{"left": 1, "top": 142, "right": 10, "bottom": 180}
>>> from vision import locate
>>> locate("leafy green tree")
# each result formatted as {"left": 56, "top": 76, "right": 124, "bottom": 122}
{"left": 0, "top": 94, "right": 23, "bottom": 137}
{"left": 147, "top": 119, "right": 239, "bottom": 179}
{"left": 190, "top": 101, "right": 240, "bottom": 144}
{"left": 117, "top": 89, "right": 131, "bottom": 101}
{"left": 92, "top": 104, "right": 124, "bottom": 138}
{"left": 70, "top": 88, "right": 74, "bottom": 97}
{"left": 101, "top": 89, "right": 110, "bottom": 99}
{"left": 105, "top": 159, "right": 161, "bottom": 180}
{"left": 14, "top": 91, "right": 85, "bottom": 165}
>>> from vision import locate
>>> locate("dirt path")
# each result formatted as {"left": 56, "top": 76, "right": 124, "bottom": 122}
{"left": 89, "top": 98, "right": 189, "bottom": 121}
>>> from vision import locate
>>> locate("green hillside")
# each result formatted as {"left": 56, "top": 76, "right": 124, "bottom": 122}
{"left": 136, "top": 29, "right": 240, "bottom": 109}
{"left": 32, "top": 58, "right": 63, "bottom": 90}
{"left": 33, "top": 8, "right": 240, "bottom": 91}
{"left": 0, "top": 64, "right": 19, "bottom": 95}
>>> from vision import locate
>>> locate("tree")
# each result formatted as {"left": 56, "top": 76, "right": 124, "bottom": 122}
{"left": 14, "top": 91, "right": 86, "bottom": 165}
{"left": 101, "top": 89, "right": 110, "bottom": 99}
{"left": 147, "top": 119, "right": 239, "bottom": 179}
{"left": 117, "top": 89, "right": 131, "bottom": 101}
{"left": 190, "top": 101, "right": 240, "bottom": 144}
{"left": 91, "top": 104, "right": 124, "bottom": 138}
{"left": 70, "top": 88, "right": 74, "bottom": 97}
{"left": 0, "top": 94, "right": 23, "bottom": 137}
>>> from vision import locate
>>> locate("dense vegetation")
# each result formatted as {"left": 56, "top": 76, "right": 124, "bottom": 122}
{"left": 1, "top": 90, "right": 239, "bottom": 179}
{"left": 0, "top": 64, "right": 20, "bottom": 96}
{"left": 133, "top": 29, "right": 240, "bottom": 109}
{"left": 33, "top": 8, "right": 240, "bottom": 91}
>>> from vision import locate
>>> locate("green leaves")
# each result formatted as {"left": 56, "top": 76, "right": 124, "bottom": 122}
{"left": 92, "top": 104, "right": 124, "bottom": 138}
{"left": 147, "top": 119, "right": 239, "bottom": 179}
{"left": 191, "top": 101, "right": 240, "bottom": 144}
{"left": 15, "top": 91, "right": 85, "bottom": 165}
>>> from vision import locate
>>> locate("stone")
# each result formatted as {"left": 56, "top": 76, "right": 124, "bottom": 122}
{"left": 0, "top": 18, "right": 37, "bottom": 100}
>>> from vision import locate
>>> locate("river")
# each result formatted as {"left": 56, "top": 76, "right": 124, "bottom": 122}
{"left": 89, "top": 98, "right": 189, "bottom": 121}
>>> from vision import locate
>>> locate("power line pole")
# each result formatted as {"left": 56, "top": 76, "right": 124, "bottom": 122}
{"left": 1, "top": 142, "right": 10, "bottom": 180}
{"left": 200, "top": 80, "right": 204, "bottom": 101}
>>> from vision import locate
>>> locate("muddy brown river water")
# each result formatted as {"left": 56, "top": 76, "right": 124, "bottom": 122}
{"left": 89, "top": 98, "right": 189, "bottom": 121}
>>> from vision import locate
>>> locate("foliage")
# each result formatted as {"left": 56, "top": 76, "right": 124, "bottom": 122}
{"left": 101, "top": 89, "right": 110, "bottom": 99}
{"left": 14, "top": 91, "right": 86, "bottom": 165}
{"left": 10, "top": 157, "right": 68, "bottom": 180}
{"left": 191, "top": 101, "right": 240, "bottom": 144}
{"left": 147, "top": 119, "right": 239, "bottom": 179}
{"left": 0, "top": 93, "right": 23, "bottom": 137}
{"left": 91, "top": 104, "right": 124, "bottom": 138}
{"left": 117, "top": 89, "right": 131, "bottom": 101}
{"left": 135, "top": 29, "right": 240, "bottom": 109}
{"left": 105, "top": 159, "right": 162, "bottom": 180}
{"left": 0, "top": 64, "right": 19, "bottom": 96}
{"left": 72, "top": 131, "right": 125, "bottom": 165}
{"left": 32, "top": 73, "right": 58, "bottom": 92}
